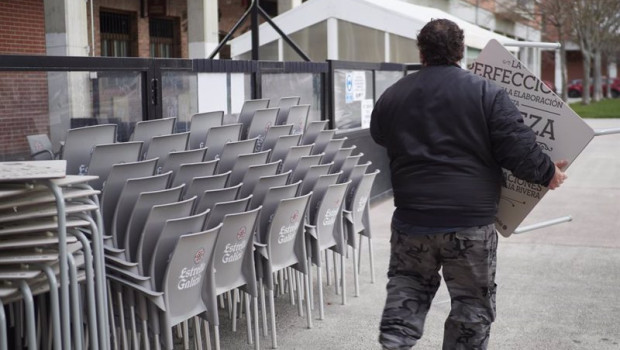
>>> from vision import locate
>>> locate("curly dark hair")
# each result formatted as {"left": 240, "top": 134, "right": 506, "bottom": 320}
{"left": 416, "top": 19, "right": 464, "bottom": 66}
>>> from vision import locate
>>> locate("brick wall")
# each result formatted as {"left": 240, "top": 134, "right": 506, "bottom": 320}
{"left": 0, "top": 0, "right": 48, "bottom": 160}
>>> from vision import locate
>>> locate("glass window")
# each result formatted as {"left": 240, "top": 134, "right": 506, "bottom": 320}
{"left": 375, "top": 70, "right": 404, "bottom": 100}
{"left": 261, "top": 73, "right": 323, "bottom": 123}
{"left": 338, "top": 21, "right": 384, "bottom": 63}
{"left": 333, "top": 69, "right": 374, "bottom": 130}
{"left": 100, "top": 11, "right": 137, "bottom": 57}
{"left": 283, "top": 21, "right": 327, "bottom": 62}
{"left": 150, "top": 18, "right": 180, "bottom": 58}
{"left": 389, "top": 34, "right": 419, "bottom": 63}
{"left": 162, "top": 72, "right": 198, "bottom": 132}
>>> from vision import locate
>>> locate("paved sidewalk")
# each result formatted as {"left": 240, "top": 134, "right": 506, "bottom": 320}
{"left": 217, "top": 119, "right": 620, "bottom": 349}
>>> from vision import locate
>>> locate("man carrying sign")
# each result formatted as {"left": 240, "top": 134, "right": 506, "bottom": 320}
{"left": 370, "top": 19, "right": 567, "bottom": 350}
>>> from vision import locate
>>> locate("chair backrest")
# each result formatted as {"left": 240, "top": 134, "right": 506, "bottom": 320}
{"left": 290, "top": 153, "right": 323, "bottom": 184}
{"left": 342, "top": 161, "right": 370, "bottom": 186}
{"left": 300, "top": 120, "right": 328, "bottom": 145}
{"left": 163, "top": 225, "right": 221, "bottom": 326}
{"left": 274, "top": 96, "right": 300, "bottom": 125}
{"left": 320, "top": 137, "right": 347, "bottom": 165}
{"left": 310, "top": 130, "right": 335, "bottom": 155}
{"left": 345, "top": 170, "right": 379, "bottom": 235}
{"left": 151, "top": 210, "right": 209, "bottom": 289}
{"left": 26, "top": 134, "right": 54, "bottom": 160}
{"left": 203, "top": 123, "right": 242, "bottom": 160}
{"left": 255, "top": 181, "right": 302, "bottom": 244}
{"left": 171, "top": 159, "right": 219, "bottom": 188}
{"left": 267, "top": 134, "right": 301, "bottom": 163}
{"left": 160, "top": 148, "right": 207, "bottom": 175}
{"left": 87, "top": 141, "right": 143, "bottom": 191}
{"left": 145, "top": 132, "right": 189, "bottom": 171}
{"left": 337, "top": 153, "right": 363, "bottom": 183}
{"left": 203, "top": 194, "right": 251, "bottom": 230}
{"left": 280, "top": 144, "right": 314, "bottom": 175}
{"left": 309, "top": 180, "right": 350, "bottom": 260}
{"left": 247, "top": 108, "right": 279, "bottom": 150}
{"left": 259, "top": 124, "right": 292, "bottom": 152}
{"left": 136, "top": 196, "right": 195, "bottom": 275}
{"left": 237, "top": 160, "right": 281, "bottom": 199}
{"left": 194, "top": 183, "right": 242, "bottom": 215}
{"left": 236, "top": 99, "right": 270, "bottom": 139}
{"left": 285, "top": 104, "right": 310, "bottom": 135}
{"left": 188, "top": 111, "right": 224, "bottom": 149}
{"left": 307, "top": 172, "right": 341, "bottom": 220}
{"left": 208, "top": 206, "right": 261, "bottom": 296}
{"left": 329, "top": 145, "right": 356, "bottom": 173}
{"left": 124, "top": 184, "right": 184, "bottom": 260}
{"left": 130, "top": 117, "right": 176, "bottom": 151}
{"left": 248, "top": 171, "right": 292, "bottom": 210}
{"left": 111, "top": 171, "right": 173, "bottom": 249}
{"left": 263, "top": 193, "right": 311, "bottom": 277}
{"left": 62, "top": 124, "right": 117, "bottom": 175}
{"left": 228, "top": 150, "right": 270, "bottom": 186}
{"left": 183, "top": 171, "right": 231, "bottom": 201}
{"left": 101, "top": 158, "right": 158, "bottom": 236}
{"left": 299, "top": 162, "right": 332, "bottom": 196}
{"left": 216, "top": 138, "right": 258, "bottom": 174}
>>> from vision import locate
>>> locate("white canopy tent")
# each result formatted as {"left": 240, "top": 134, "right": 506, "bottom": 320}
{"left": 230, "top": 0, "right": 524, "bottom": 67}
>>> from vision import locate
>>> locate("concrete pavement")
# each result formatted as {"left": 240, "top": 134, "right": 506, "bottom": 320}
{"left": 217, "top": 118, "right": 620, "bottom": 349}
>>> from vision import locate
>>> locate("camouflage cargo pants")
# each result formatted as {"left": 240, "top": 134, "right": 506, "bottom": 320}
{"left": 379, "top": 224, "right": 498, "bottom": 350}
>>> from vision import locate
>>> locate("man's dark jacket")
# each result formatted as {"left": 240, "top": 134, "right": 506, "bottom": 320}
{"left": 370, "top": 64, "right": 554, "bottom": 227}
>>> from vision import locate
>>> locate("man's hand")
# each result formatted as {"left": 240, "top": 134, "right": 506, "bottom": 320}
{"left": 548, "top": 160, "right": 568, "bottom": 190}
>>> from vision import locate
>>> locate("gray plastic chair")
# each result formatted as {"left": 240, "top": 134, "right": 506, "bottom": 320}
{"left": 130, "top": 117, "right": 176, "bottom": 155}
{"left": 203, "top": 123, "right": 242, "bottom": 160}
{"left": 62, "top": 124, "right": 117, "bottom": 175}
{"left": 160, "top": 148, "right": 207, "bottom": 175}
{"left": 343, "top": 169, "right": 380, "bottom": 297}
{"left": 274, "top": 96, "right": 300, "bottom": 126}
{"left": 280, "top": 144, "right": 314, "bottom": 174}
{"left": 189, "top": 111, "right": 224, "bottom": 149}
{"left": 228, "top": 150, "right": 271, "bottom": 186}
{"left": 203, "top": 195, "right": 252, "bottom": 230}
{"left": 236, "top": 99, "right": 270, "bottom": 139}
{"left": 202, "top": 207, "right": 262, "bottom": 350}
{"left": 255, "top": 192, "right": 313, "bottom": 349}
{"left": 310, "top": 130, "right": 336, "bottom": 156}
{"left": 285, "top": 104, "right": 310, "bottom": 135}
{"left": 171, "top": 159, "right": 219, "bottom": 188}
{"left": 183, "top": 171, "right": 231, "bottom": 201}
{"left": 144, "top": 132, "right": 189, "bottom": 171}
{"left": 304, "top": 180, "right": 351, "bottom": 317}
{"left": 247, "top": 108, "right": 279, "bottom": 150}
{"left": 259, "top": 124, "right": 293, "bottom": 152}
{"left": 100, "top": 159, "right": 158, "bottom": 237}
{"left": 237, "top": 160, "right": 282, "bottom": 199}
{"left": 341, "top": 161, "right": 370, "bottom": 185}
{"left": 87, "top": 141, "right": 143, "bottom": 191}
{"left": 300, "top": 120, "right": 328, "bottom": 146}
{"left": 337, "top": 153, "right": 363, "bottom": 183}
{"left": 290, "top": 153, "right": 323, "bottom": 184}
{"left": 194, "top": 183, "right": 243, "bottom": 216}
{"left": 215, "top": 138, "right": 258, "bottom": 174}
{"left": 248, "top": 171, "right": 292, "bottom": 210}
{"left": 267, "top": 134, "right": 301, "bottom": 164}
{"left": 298, "top": 162, "right": 333, "bottom": 196}
{"left": 122, "top": 185, "right": 184, "bottom": 263}
{"left": 320, "top": 137, "right": 347, "bottom": 165}
{"left": 328, "top": 146, "right": 356, "bottom": 173}
{"left": 26, "top": 134, "right": 55, "bottom": 160}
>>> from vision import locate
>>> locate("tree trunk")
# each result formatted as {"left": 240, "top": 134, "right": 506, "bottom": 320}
{"left": 582, "top": 52, "right": 592, "bottom": 105}
{"left": 593, "top": 50, "right": 603, "bottom": 101}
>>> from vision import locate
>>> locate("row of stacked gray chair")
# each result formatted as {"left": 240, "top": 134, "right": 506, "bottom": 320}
{"left": 18, "top": 96, "right": 379, "bottom": 349}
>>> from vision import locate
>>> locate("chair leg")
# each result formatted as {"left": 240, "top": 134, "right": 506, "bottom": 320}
{"left": 353, "top": 247, "right": 360, "bottom": 297}
{"left": 0, "top": 300, "right": 7, "bottom": 350}
{"left": 106, "top": 282, "right": 119, "bottom": 350}
{"left": 259, "top": 279, "right": 268, "bottom": 338}
{"left": 182, "top": 320, "right": 189, "bottom": 350}
{"left": 268, "top": 289, "right": 277, "bottom": 349}
{"left": 340, "top": 253, "right": 347, "bottom": 305}
{"left": 194, "top": 317, "right": 203, "bottom": 350}
{"left": 317, "top": 266, "right": 325, "bottom": 320}
{"left": 325, "top": 250, "right": 332, "bottom": 286}
{"left": 18, "top": 281, "right": 37, "bottom": 350}
{"left": 295, "top": 272, "right": 303, "bottom": 317}
{"left": 252, "top": 296, "right": 260, "bottom": 350}
{"left": 369, "top": 236, "right": 375, "bottom": 284}
{"left": 115, "top": 288, "right": 129, "bottom": 350}
{"left": 214, "top": 325, "right": 221, "bottom": 350}
{"left": 307, "top": 261, "right": 314, "bottom": 310}
{"left": 304, "top": 272, "right": 313, "bottom": 329}
{"left": 333, "top": 252, "right": 340, "bottom": 295}
{"left": 67, "top": 254, "right": 84, "bottom": 350}
{"left": 231, "top": 290, "right": 238, "bottom": 332}
{"left": 244, "top": 293, "right": 252, "bottom": 345}
{"left": 287, "top": 269, "right": 295, "bottom": 306}
{"left": 202, "top": 320, "right": 212, "bottom": 350}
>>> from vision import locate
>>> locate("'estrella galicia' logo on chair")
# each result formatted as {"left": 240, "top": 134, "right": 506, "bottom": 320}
{"left": 194, "top": 248, "right": 205, "bottom": 264}
{"left": 236, "top": 226, "right": 247, "bottom": 241}
{"left": 278, "top": 211, "right": 300, "bottom": 244}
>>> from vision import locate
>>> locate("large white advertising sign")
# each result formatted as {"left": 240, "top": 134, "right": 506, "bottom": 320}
{"left": 471, "top": 40, "right": 595, "bottom": 237}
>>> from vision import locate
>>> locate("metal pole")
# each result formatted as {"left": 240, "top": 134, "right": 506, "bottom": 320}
{"left": 502, "top": 41, "right": 561, "bottom": 49}
{"left": 251, "top": 0, "right": 259, "bottom": 61}
{"left": 594, "top": 128, "right": 620, "bottom": 136}
{"left": 257, "top": 6, "right": 311, "bottom": 61}
{"left": 208, "top": 6, "right": 253, "bottom": 59}
{"left": 513, "top": 216, "right": 572, "bottom": 234}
